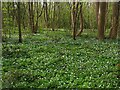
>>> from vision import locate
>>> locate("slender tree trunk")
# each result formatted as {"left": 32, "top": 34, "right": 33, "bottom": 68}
{"left": 34, "top": 2, "right": 39, "bottom": 33}
{"left": 28, "top": 2, "right": 35, "bottom": 34}
{"left": 17, "top": 2, "right": 22, "bottom": 43}
{"left": 52, "top": 2, "right": 55, "bottom": 31}
{"left": 118, "top": 2, "right": 120, "bottom": 39}
{"left": 76, "top": 3, "right": 83, "bottom": 36}
{"left": 7, "top": 3, "right": 11, "bottom": 38}
{"left": 97, "top": 2, "right": 106, "bottom": 40}
{"left": 71, "top": 2, "right": 77, "bottom": 40}
{"left": 34, "top": 2, "right": 43, "bottom": 33}
{"left": 44, "top": 2, "right": 49, "bottom": 28}
{"left": 56, "top": 2, "right": 59, "bottom": 30}
{"left": 22, "top": 3, "right": 26, "bottom": 30}
{"left": 28, "top": 2, "right": 32, "bottom": 32}
{"left": 109, "top": 2, "right": 119, "bottom": 39}
{"left": 31, "top": 2, "right": 35, "bottom": 33}
{"left": 0, "top": 2, "right": 2, "bottom": 43}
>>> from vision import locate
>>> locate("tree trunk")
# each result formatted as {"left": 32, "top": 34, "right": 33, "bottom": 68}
{"left": 17, "top": 2, "right": 22, "bottom": 43}
{"left": 0, "top": 2, "right": 2, "bottom": 43}
{"left": 109, "top": 2, "right": 119, "bottom": 39}
{"left": 28, "top": 2, "right": 32, "bottom": 32}
{"left": 34, "top": 2, "right": 39, "bottom": 34}
{"left": 44, "top": 2, "right": 49, "bottom": 28}
{"left": 97, "top": 2, "right": 106, "bottom": 40}
{"left": 71, "top": 2, "right": 78, "bottom": 40}
{"left": 52, "top": 2, "right": 55, "bottom": 31}
{"left": 28, "top": 2, "right": 35, "bottom": 34}
{"left": 76, "top": 3, "right": 83, "bottom": 36}
{"left": 118, "top": 2, "right": 120, "bottom": 39}
{"left": 7, "top": 3, "right": 11, "bottom": 38}
{"left": 31, "top": 2, "right": 35, "bottom": 33}
{"left": 34, "top": 2, "right": 43, "bottom": 33}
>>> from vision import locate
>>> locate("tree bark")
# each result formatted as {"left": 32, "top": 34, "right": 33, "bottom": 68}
{"left": 76, "top": 3, "right": 83, "bottom": 36}
{"left": 109, "top": 2, "right": 119, "bottom": 39}
{"left": 52, "top": 2, "right": 55, "bottom": 31}
{"left": 71, "top": 2, "right": 78, "bottom": 40}
{"left": 31, "top": 2, "right": 35, "bottom": 33}
{"left": 35, "top": 3, "right": 43, "bottom": 33}
{"left": 34, "top": 2, "right": 39, "bottom": 34}
{"left": 0, "top": 2, "right": 2, "bottom": 43}
{"left": 118, "top": 2, "right": 120, "bottom": 39}
{"left": 97, "top": 2, "right": 106, "bottom": 40}
{"left": 17, "top": 2, "right": 22, "bottom": 43}
{"left": 43, "top": 2, "right": 49, "bottom": 28}
{"left": 28, "top": 2, "right": 35, "bottom": 34}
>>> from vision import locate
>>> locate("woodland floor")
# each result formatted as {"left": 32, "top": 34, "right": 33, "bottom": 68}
{"left": 2, "top": 30, "right": 119, "bottom": 88}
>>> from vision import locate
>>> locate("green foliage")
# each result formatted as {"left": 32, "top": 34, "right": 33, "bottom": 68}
{"left": 2, "top": 2, "right": 114, "bottom": 31}
{"left": 2, "top": 30, "right": 119, "bottom": 88}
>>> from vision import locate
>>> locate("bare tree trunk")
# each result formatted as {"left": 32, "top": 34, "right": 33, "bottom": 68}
{"left": 34, "top": 2, "right": 39, "bottom": 34}
{"left": 7, "top": 3, "right": 11, "bottom": 38}
{"left": 28, "top": 2, "right": 35, "bottom": 34}
{"left": 97, "top": 2, "right": 106, "bottom": 40}
{"left": 17, "top": 2, "right": 22, "bottom": 43}
{"left": 43, "top": 2, "right": 49, "bottom": 28}
{"left": 71, "top": 2, "right": 78, "bottom": 40}
{"left": 56, "top": 2, "right": 60, "bottom": 30}
{"left": 34, "top": 3, "right": 43, "bottom": 33}
{"left": 0, "top": 2, "right": 2, "bottom": 43}
{"left": 76, "top": 3, "right": 83, "bottom": 36}
{"left": 31, "top": 2, "right": 35, "bottom": 33}
{"left": 28, "top": 2, "right": 32, "bottom": 32}
{"left": 109, "top": 2, "right": 119, "bottom": 39}
{"left": 118, "top": 2, "right": 120, "bottom": 39}
{"left": 52, "top": 2, "right": 55, "bottom": 31}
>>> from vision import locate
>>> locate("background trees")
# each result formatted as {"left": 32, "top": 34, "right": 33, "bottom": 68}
{"left": 2, "top": 2, "right": 120, "bottom": 42}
